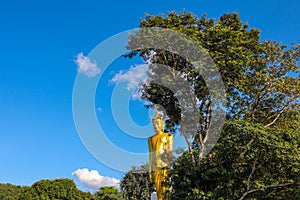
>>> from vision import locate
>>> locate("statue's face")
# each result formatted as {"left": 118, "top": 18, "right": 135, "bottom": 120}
{"left": 154, "top": 120, "right": 164, "bottom": 132}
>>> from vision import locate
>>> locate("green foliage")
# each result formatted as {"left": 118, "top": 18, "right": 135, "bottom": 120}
{"left": 125, "top": 10, "right": 300, "bottom": 199}
{"left": 0, "top": 179, "right": 95, "bottom": 200}
{"left": 170, "top": 118, "right": 300, "bottom": 199}
{"left": 119, "top": 164, "right": 154, "bottom": 200}
{"left": 0, "top": 183, "right": 22, "bottom": 200}
{"left": 17, "top": 178, "right": 93, "bottom": 200}
{"left": 94, "top": 186, "right": 123, "bottom": 200}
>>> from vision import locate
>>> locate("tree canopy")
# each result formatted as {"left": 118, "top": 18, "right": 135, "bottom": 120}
{"left": 0, "top": 183, "right": 22, "bottom": 200}
{"left": 0, "top": 179, "right": 126, "bottom": 200}
{"left": 95, "top": 186, "right": 123, "bottom": 200}
{"left": 124, "top": 11, "right": 300, "bottom": 199}
{"left": 0, "top": 179, "right": 99, "bottom": 200}
{"left": 17, "top": 178, "right": 93, "bottom": 200}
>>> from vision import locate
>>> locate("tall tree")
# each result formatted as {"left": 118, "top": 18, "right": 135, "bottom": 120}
{"left": 125, "top": 11, "right": 300, "bottom": 199}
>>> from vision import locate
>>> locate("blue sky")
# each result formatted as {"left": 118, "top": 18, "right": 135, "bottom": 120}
{"left": 0, "top": 0, "right": 299, "bottom": 191}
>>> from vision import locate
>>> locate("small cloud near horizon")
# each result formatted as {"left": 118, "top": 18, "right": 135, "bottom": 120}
{"left": 72, "top": 168, "right": 120, "bottom": 189}
{"left": 75, "top": 52, "right": 100, "bottom": 78}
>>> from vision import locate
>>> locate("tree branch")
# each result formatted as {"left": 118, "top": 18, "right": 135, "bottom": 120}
{"left": 181, "top": 124, "right": 196, "bottom": 167}
{"left": 198, "top": 101, "right": 211, "bottom": 163}
{"left": 264, "top": 107, "right": 287, "bottom": 128}
{"left": 246, "top": 157, "right": 258, "bottom": 191}
{"left": 264, "top": 93, "right": 299, "bottom": 127}
{"left": 204, "top": 100, "right": 212, "bottom": 136}
{"left": 198, "top": 100, "right": 212, "bottom": 163}
{"left": 239, "top": 182, "right": 294, "bottom": 200}
{"left": 239, "top": 135, "right": 256, "bottom": 158}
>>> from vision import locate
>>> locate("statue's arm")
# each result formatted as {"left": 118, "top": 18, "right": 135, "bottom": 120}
{"left": 148, "top": 138, "right": 154, "bottom": 181}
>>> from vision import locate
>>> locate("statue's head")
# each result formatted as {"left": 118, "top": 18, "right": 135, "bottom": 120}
{"left": 152, "top": 110, "right": 164, "bottom": 133}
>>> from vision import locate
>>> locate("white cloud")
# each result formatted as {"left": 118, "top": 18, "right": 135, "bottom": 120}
{"left": 72, "top": 168, "right": 120, "bottom": 189}
{"left": 110, "top": 70, "right": 125, "bottom": 83}
{"left": 75, "top": 52, "right": 100, "bottom": 78}
{"left": 110, "top": 64, "right": 148, "bottom": 100}
{"left": 131, "top": 90, "right": 141, "bottom": 100}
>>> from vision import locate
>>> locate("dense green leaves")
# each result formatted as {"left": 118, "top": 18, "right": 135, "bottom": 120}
{"left": 17, "top": 179, "right": 93, "bottom": 200}
{"left": 0, "top": 179, "right": 126, "bottom": 200}
{"left": 169, "top": 119, "right": 300, "bottom": 199}
{"left": 119, "top": 164, "right": 154, "bottom": 200}
{"left": 0, "top": 183, "right": 22, "bottom": 200}
{"left": 0, "top": 179, "right": 97, "bottom": 200}
{"left": 95, "top": 186, "right": 123, "bottom": 200}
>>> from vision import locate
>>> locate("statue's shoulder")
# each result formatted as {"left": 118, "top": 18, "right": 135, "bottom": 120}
{"left": 148, "top": 135, "right": 154, "bottom": 141}
{"left": 148, "top": 134, "right": 158, "bottom": 141}
{"left": 149, "top": 132, "right": 173, "bottom": 140}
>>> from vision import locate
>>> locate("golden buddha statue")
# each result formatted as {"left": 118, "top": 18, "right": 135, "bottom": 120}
{"left": 148, "top": 111, "right": 174, "bottom": 200}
